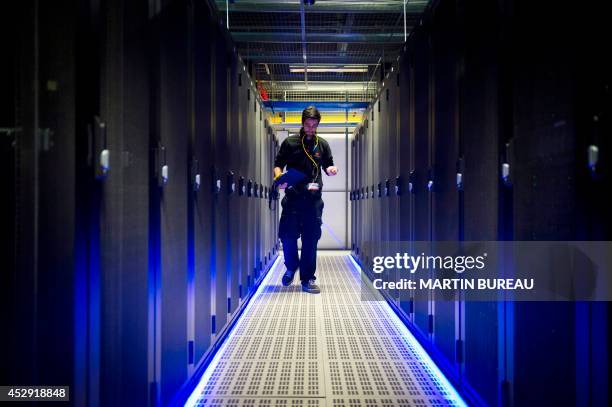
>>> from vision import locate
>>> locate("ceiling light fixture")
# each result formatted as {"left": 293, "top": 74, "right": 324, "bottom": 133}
{"left": 289, "top": 65, "right": 368, "bottom": 73}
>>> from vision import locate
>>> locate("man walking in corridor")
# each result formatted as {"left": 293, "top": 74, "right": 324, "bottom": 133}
{"left": 273, "top": 106, "right": 338, "bottom": 294}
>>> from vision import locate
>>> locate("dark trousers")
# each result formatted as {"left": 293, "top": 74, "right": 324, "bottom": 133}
{"left": 278, "top": 192, "right": 324, "bottom": 283}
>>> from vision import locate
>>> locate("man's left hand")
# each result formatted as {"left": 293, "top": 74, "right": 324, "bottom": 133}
{"left": 326, "top": 166, "right": 338, "bottom": 176}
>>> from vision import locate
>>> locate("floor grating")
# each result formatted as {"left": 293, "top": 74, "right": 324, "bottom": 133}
{"left": 186, "top": 252, "right": 465, "bottom": 407}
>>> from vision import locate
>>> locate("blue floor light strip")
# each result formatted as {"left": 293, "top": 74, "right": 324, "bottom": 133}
{"left": 346, "top": 254, "right": 468, "bottom": 407}
{"left": 183, "top": 255, "right": 283, "bottom": 407}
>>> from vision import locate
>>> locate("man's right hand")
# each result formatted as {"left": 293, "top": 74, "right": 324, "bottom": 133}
{"left": 278, "top": 182, "right": 288, "bottom": 189}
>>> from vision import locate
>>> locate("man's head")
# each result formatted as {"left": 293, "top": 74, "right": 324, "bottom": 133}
{"left": 301, "top": 105, "right": 321, "bottom": 138}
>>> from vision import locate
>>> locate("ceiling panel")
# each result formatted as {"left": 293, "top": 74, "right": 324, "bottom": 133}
{"left": 213, "top": 0, "right": 431, "bottom": 102}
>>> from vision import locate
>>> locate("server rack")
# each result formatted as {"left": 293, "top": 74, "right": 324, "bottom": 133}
{"left": 7, "top": 1, "right": 279, "bottom": 405}
{"left": 350, "top": 0, "right": 611, "bottom": 405}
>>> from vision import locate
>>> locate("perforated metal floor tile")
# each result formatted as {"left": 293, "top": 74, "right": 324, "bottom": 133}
{"left": 186, "top": 252, "right": 465, "bottom": 407}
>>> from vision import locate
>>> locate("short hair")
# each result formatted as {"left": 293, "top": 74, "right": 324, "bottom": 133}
{"left": 302, "top": 105, "right": 321, "bottom": 124}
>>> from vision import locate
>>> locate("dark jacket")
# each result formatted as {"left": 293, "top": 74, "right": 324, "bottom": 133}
{"left": 274, "top": 129, "right": 334, "bottom": 196}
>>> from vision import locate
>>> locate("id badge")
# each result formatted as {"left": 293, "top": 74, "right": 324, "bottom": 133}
{"left": 307, "top": 182, "right": 320, "bottom": 191}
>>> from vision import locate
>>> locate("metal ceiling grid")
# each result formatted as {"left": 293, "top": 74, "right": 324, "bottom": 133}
{"left": 303, "top": 11, "right": 404, "bottom": 37}
{"left": 211, "top": 0, "right": 431, "bottom": 102}
{"left": 260, "top": 72, "right": 371, "bottom": 83}
{"left": 239, "top": 42, "right": 401, "bottom": 63}
{"left": 229, "top": 12, "right": 302, "bottom": 32}
{"left": 255, "top": 63, "right": 377, "bottom": 83}
{"left": 271, "top": 91, "right": 376, "bottom": 102}
{"left": 216, "top": 0, "right": 428, "bottom": 14}
{"left": 261, "top": 86, "right": 377, "bottom": 104}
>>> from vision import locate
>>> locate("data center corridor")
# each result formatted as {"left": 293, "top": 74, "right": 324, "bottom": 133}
{"left": 186, "top": 252, "right": 464, "bottom": 407}
{"left": 3, "top": 1, "right": 612, "bottom": 406}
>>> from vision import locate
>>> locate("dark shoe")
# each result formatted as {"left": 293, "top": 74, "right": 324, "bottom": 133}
{"left": 301, "top": 279, "right": 321, "bottom": 294}
{"left": 282, "top": 269, "right": 297, "bottom": 286}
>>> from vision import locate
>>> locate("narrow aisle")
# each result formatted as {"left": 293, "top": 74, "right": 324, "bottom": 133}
{"left": 186, "top": 252, "right": 465, "bottom": 406}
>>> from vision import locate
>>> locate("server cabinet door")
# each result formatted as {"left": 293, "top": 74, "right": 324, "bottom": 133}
{"left": 192, "top": 0, "right": 214, "bottom": 366}
{"left": 227, "top": 53, "right": 241, "bottom": 315}
{"left": 238, "top": 70, "right": 250, "bottom": 300}
{"left": 255, "top": 104, "right": 263, "bottom": 281}
{"left": 152, "top": 3, "right": 191, "bottom": 404}
{"left": 378, "top": 89, "right": 391, "bottom": 295}
{"left": 246, "top": 92, "right": 256, "bottom": 292}
{"left": 411, "top": 27, "right": 433, "bottom": 338}
{"left": 572, "top": 8, "right": 612, "bottom": 404}
{"left": 0, "top": 11, "right": 17, "bottom": 385}
{"left": 212, "top": 33, "right": 230, "bottom": 333}
{"left": 98, "top": 1, "right": 153, "bottom": 404}
{"left": 364, "top": 118, "right": 373, "bottom": 268}
{"left": 458, "top": 1, "right": 502, "bottom": 405}
{"left": 372, "top": 101, "right": 382, "bottom": 272}
{"left": 350, "top": 137, "right": 356, "bottom": 254}
{"left": 11, "top": 0, "right": 80, "bottom": 398}
{"left": 431, "top": 0, "right": 461, "bottom": 376}
{"left": 509, "top": 1, "right": 610, "bottom": 405}
{"left": 386, "top": 76, "right": 401, "bottom": 303}
{"left": 397, "top": 54, "right": 416, "bottom": 318}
